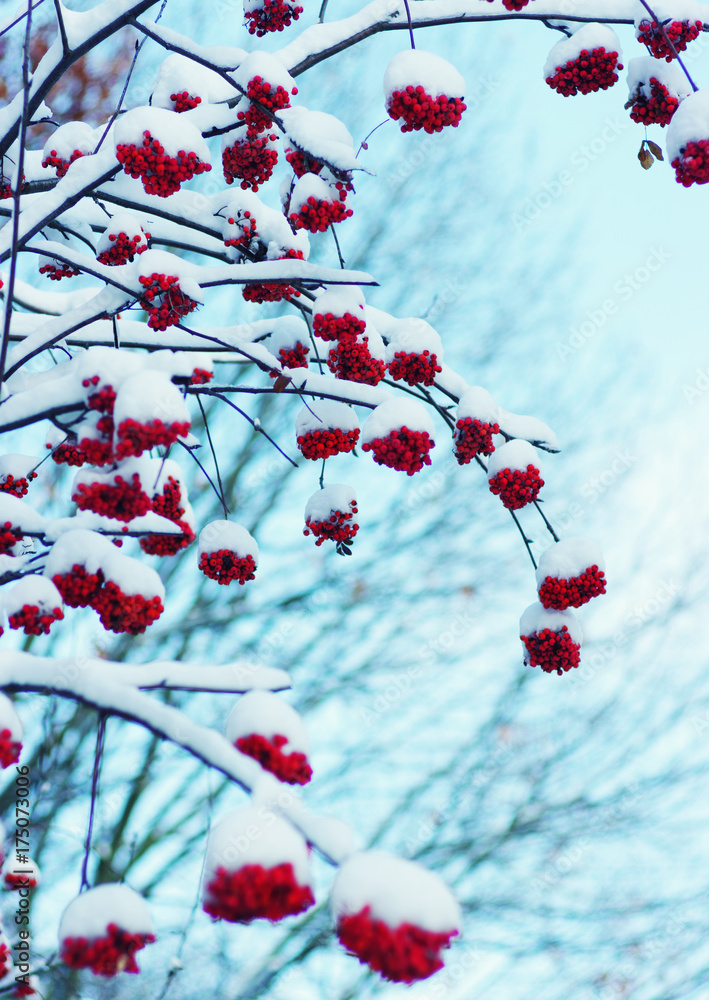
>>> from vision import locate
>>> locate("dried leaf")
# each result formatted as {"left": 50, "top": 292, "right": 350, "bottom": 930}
{"left": 647, "top": 140, "right": 664, "bottom": 161}
{"left": 272, "top": 374, "right": 291, "bottom": 393}
{"left": 638, "top": 146, "right": 654, "bottom": 170}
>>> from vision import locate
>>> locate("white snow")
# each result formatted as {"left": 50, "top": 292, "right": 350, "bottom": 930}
{"left": 305, "top": 484, "right": 357, "bottom": 523}
{"left": 519, "top": 602, "right": 583, "bottom": 644}
{"left": 667, "top": 89, "right": 709, "bottom": 161}
{"left": 199, "top": 521, "right": 259, "bottom": 562}
{"left": 331, "top": 851, "right": 460, "bottom": 933}
{"left": 384, "top": 49, "right": 466, "bottom": 100}
{"left": 3, "top": 576, "right": 63, "bottom": 616}
{"left": 219, "top": 189, "right": 310, "bottom": 261}
{"left": 42, "top": 122, "right": 97, "bottom": 163}
{"left": 543, "top": 23, "right": 623, "bottom": 78}
{"left": 0, "top": 693, "right": 22, "bottom": 743}
{"left": 268, "top": 316, "right": 310, "bottom": 355}
{"left": 627, "top": 56, "right": 690, "bottom": 100}
{"left": 58, "top": 884, "right": 154, "bottom": 939}
{"left": 113, "top": 107, "right": 211, "bottom": 164}
{"left": 279, "top": 107, "right": 362, "bottom": 174}
{"left": 457, "top": 386, "right": 500, "bottom": 425}
{"left": 151, "top": 53, "right": 237, "bottom": 109}
{"left": 232, "top": 51, "right": 297, "bottom": 95}
{"left": 113, "top": 368, "right": 191, "bottom": 432}
{"left": 289, "top": 172, "right": 338, "bottom": 213}
{"left": 362, "top": 398, "right": 434, "bottom": 443}
{"left": 0, "top": 494, "right": 47, "bottom": 534}
{"left": 296, "top": 400, "right": 359, "bottom": 436}
{"left": 95, "top": 211, "right": 148, "bottom": 257}
{"left": 487, "top": 439, "right": 541, "bottom": 478}
{"left": 384, "top": 317, "right": 443, "bottom": 362}
{"left": 633, "top": 0, "right": 700, "bottom": 29}
{"left": 535, "top": 537, "right": 606, "bottom": 586}
{"left": 0, "top": 454, "right": 37, "bottom": 481}
{"left": 203, "top": 804, "right": 312, "bottom": 886}
{"left": 44, "top": 527, "right": 165, "bottom": 600}
{"left": 225, "top": 691, "right": 310, "bottom": 755}
{"left": 313, "top": 286, "right": 365, "bottom": 320}
{"left": 136, "top": 249, "right": 204, "bottom": 305}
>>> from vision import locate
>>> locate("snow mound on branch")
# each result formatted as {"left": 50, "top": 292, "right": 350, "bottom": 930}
{"left": 75, "top": 346, "right": 144, "bottom": 387}
{"left": 667, "top": 89, "right": 709, "bottom": 161}
{"left": 219, "top": 189, "right": 309, "bottom": 259}
{"left": 279, "top": 107, "right": 363, "bottom": 174}
{"left": 543, "top": 23, "right": 623, "bottom": 78}
{"left": 457, "top": 385, "right": 500, "bottom": 424}
{"left": 488, "top": 439, "right": 542, "bottom": 476}
{"left": 232, "top": 51, "right": 296, "bottom": 93}
{"left": 296, "top": 400, "right": 358, "bottom": 435}
{"left": 313, "top": 286, "right": 365, "bottom": 318}
{"left": 519, "top": 602, "right": 583, "bottom": 643}
{"left": 384, "top": 318, "right": 442, "bottom": 360}
{"left": 627, "top": 56, "right": 690, "bottom": 98}
{"left": 384, "top": 50, "right": 466, "bottom": 101}
{"left": 225, "top": 691, "right": 310, "bottom": 755}
{"left": 305, "top": 483, "right": 357, "bottom": 522}
{"left": 534, "top": 537, "right": 605, "bottom": 586}
{"left": 199, "top": 521, "right": 259, "bottom": 562}
{"left": 0, "top": 695, "right": 22, "bottom": 745}
{"left": 113, "top": 107, "right": 211, "bottom": 164}
{"left": 203, "top": 805, "right": 312, "bottom": 885}
{"left": 152, "top": 53, "right": 237, "bottom": 108}
{"left": 497, "top": 408, "right": 559, "bottom": 452}
{"left": 331, "top": 851, "right": 460, "bottom": 933}
{"left": 362, "top": 398, "right": 434, "bottom": 442}
{"left": 59, "top": 884, "right": 154, "bottom": 939}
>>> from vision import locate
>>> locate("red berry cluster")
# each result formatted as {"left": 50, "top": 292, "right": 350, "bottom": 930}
{"left": 116, "top": 131, "right": 211, "bottom": 197}
{"left": 337, "top": 907, "right": 456, "bottom": 983}
{"left": 140, "top": 476, "right": 195, "bottom": 556}
{"left": 304, "top": 506, "right": 359, "bottom": 547}
{"left": 171, "top": 91, "right": 202, "bottom": 112}
{"left": 289, "top": 192, "right": 353, "bottom": 232}
{"left": 191, "top": 367, "right": 213, "bottom": 384}
{"left": 454, "top": 417, "right": 499, "bottom": 465}
{"left": 239, "top": 75, "right": 295, "bottom": 134}
{"left": 387, "top": 87, "right": 466, "bottom": 134}
{"left": 628, "top": 77, "right": 679, "bottom": 127}
{"left": 546, "top": 48, "right": 623, "bottom": 96}
{"left": 0, "top": 521, "right": 21, "bottom": 555}
{"left": 224, "top": 211, "right": 258, "bottom": 250}
{"left": 72, "top": 472, "right": 151, "bottom": 522}
{"left": 313, "top": 311, "right": 365, "bottom": 341}
{"left": 8, "top": 603, "right": 64, "bottom": 636}
{"left": 41, "top": 148, "right": 85, "bottom": 178}
{"left": 672, "top": 139, "right": 709, "bottom": 186}
{"left": 222, "top": 134, "right": 279, "bottom": 191}
{"left": 285, "top": 147, "right": 323, "bottom": 177}
{"left": 92, "top": 581, "right": 164, "bottom": 634}
{"left": 637, "top": 19, "right": 702, "bottom": 61}
{"left": 39, "top": 262, "right": 79, "bottom": 280}
{"left": 245, "top": 0, "right": 304, "bottom": 37}
{"left": 53, "top": 565, "right": 104, "bottom": 607}
{"left": 363, "top": 428, "right": 434, "bottom": 476}
{"left": 0, "top": 472, "right": 37, "bottom": 497}
{"left": 97, "top": 231, "right": 149, "bottom": 266}
{"left": 115, "top": 417, "right": 190, "bottom": 459}
{"left": 277, "top": 342, "right": 309, "bottom": 368}
{"left": 138, "top": 273, "right": 198, "bottom": 330}
{"left": 538, "top": 565, "right": 607, "bottom": 610}
{"left": 0, "top": 940, "right": 9, "bottom": 974}
{"left": 327, "top": 337, "right": 386, "bottom": 385}
{"left": 297, "top": 427, "right": 359, "bottom": 460}
{"left": 84, "top": 378, "right": 116, "bottom": 413}
{"left": 486, "top": 0, "right": 531, "bottom": 7}
{"left": 488, "top": 465, "right": 543, "bottom": 509}
{"left": 388, "top": 350, "right": 442, "bottom": 387}
{"left": 5, "top": 872, "right": 37, "bottom": 889}
{"left": 61, "top": 924, "right": 155, "bottom": 976}
{"left": 50, "top": 439, "right": 86, "bottom": 467}
{"left": 0, "top": 729, "right": 21, "bottom": 769}
{"left": 242, "top": 249, "right": 304, "bottom": 304}
{"left": 204, "top": 863, "right": 314, "bottom": 921}
{"left": 235, "top": 733, "right": 312, "bottom": 784}
{"left": 79, "top": 417, "right": 114, "bottom": 466}
{"left": 199, "top": 550, "right": 257, "bottom": 585}
{"left": 522, "top": 625, "right": 581, "bottom": 675}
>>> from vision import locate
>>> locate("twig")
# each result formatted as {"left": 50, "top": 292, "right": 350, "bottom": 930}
{"left": 196, "top": 394, "right": 229, "bottom": 517}
{"left": 637, "top": 0, "right": 699, "bottom": 91}
{"left": 533, "top": 499, "right": 560, "bottom": 542}
{"left": 331, "top": 224, "right": 346, "bottom": 269}
{"left": 80, "top": 713, "right": 107, "bottom": 892}
{"left": 175, "top": 438, "right": 229, "bottom": 514}
{"left": 211, "top": 391, "right": 298, "bottom": 468}
{"left": 402, "top": 0, "right": 416, "bottom": 48}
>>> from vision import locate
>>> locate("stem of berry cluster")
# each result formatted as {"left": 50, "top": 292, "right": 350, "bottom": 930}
{"left": 402, "top": 0, "right": 416, "bottom": 49}
{"left": 637, "top": 0, "right": 700, "bottom": 92}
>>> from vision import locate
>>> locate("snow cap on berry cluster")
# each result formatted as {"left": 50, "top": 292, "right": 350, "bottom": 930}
{"left": 384, "top": 317, "right": 443, "bottom": 361}
{"left": 0, "top": 695, "right": 22, "bottom": 749}
{"left": 305, "top": 483, "right": 357, "bottom": 523}
{"left": 331, "top": 851, "right": 460, "bottom": 933}
{"left": 96, "top": 211, "right": 148, "bottom": 260}
{"left": 667, "top": 89, "right": 709, "bottom": 162}
{"left": 232, "top": 51, "right": 296, "bottom": 94}
{"left": 42, "top": 122, "right": 97, "bottom": 168}
{"left": 113, "top": 369, "right": 191, "bottom": 439}
{"left": 0, "top": 454, "right": 37, "bottom": 490}
{"left": 519, "top": 602, "right": 583, "bottom": 645}
{"left": 289, "top": 172, "right": 346, "bottom": 214}
{"left": 74, "top": 345, "right": 144, "bottom": 391}
{"left": 113, "top": 107, "right": 211, "bottom": 164}
{"left": 199, "top": 520, "right": 259, "bottom": 562}
{"left": 203, "top": 804, "right": 312, "bottom": 886}
{"left": 543, "top": 22, "right": 623, "bottom": 78}
{"left": 151, "top": 53, "right": 238, "bottom": 110}
{"left": 3, "top": 855, "right": 40, "bottom": 887}
{"left": 313, "top": 286, "right": 365, "bottom": 320}
{"left": 362, "top": 397, "right": 434, "bottom": 443}
{"left": 626, "top": 57, "right": 690, "bottom": 103}
{"left": 136, "top": 249, "right": 203, "bottom": 304}
{"left": 487, "top": 438, "right": 541, "bottom": 478}
{"left": 267, "top": 316, "right": 310, "bottom": 356}
{"left": 3, "top": 575, "right": 63, "bottom": 619}
{"left": 0, "top": 493, "right": 47, "bottom": 534}
{"left": 296, "top": 400, "right": 359, "bottom": 437}
{"left": 457, "top": 385, "right": 500, "bottom": 424}
{"left": 225, "top": 691, "right": 310, "bottom": 756}
{"left": 279, "top": 107, "right": 362, "bottom": 175}
{"left": 633, "top": 0, "right": 700, "bottom": 29}
{"left": 45, "top": 528, "right": 166, "bottom": 600}
{"left": 220, "top": 190, "right": 309, "bottom": 260}
{"left": 534, "top": 537, "right": 605, "bottom": 588}
{"left": 384, "top": 50, "right": 466, "bottom": 102}
{"left": 59, "top": 884, "right": 154, "bottom": 941}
